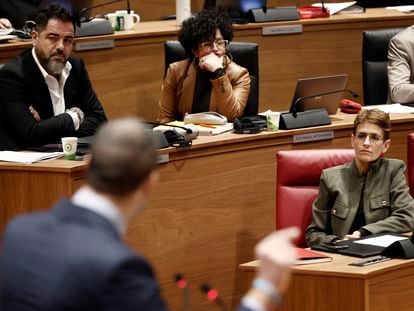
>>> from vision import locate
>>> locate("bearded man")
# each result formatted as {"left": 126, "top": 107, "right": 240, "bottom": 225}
{"left": 0, "top": 4, "right": 106, "bottom": 151}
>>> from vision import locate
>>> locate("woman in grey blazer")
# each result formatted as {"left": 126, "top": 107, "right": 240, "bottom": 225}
{"left": 306, "top": 109, "right": 414, "bottom": 246}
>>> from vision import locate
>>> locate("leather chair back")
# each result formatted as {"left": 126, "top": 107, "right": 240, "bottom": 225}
{"left": 164, "top": 40, "right": 259, "bottom": 117}
{"left": 276, "top": 149, "right": 355, "bottom": 247}
{"left": 407, "top": 133, "right": 414, "bottom": 197}
{"left": 362, "top": 28, "right": 402, "bottom": 106}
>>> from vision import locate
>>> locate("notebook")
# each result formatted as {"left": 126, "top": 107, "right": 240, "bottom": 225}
{"left": 289, "top": 74, "right": 348, "bottom": 115}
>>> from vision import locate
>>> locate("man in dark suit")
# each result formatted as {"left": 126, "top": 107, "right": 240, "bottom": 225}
{"left": 0, "top": 117, "right": 299, "bottom": 311}
{"left": 0, "top": 4, "right": 106, "bottom": 151}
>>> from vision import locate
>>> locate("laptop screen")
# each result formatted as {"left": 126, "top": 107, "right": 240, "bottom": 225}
{"left": 290, "top": 74, "right": 348, "bottom": 115}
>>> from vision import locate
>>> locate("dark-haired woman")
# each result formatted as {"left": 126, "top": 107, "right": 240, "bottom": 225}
{"left": 158, "top": 7, "right": 250, "bottom": 123}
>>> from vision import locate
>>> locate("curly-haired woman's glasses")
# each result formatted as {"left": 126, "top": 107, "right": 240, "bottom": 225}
{"left": 200, "top": 39, "right": 229, "bottom": 51}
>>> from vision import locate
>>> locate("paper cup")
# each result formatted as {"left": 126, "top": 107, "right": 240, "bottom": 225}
{"left": 266, "top": 112, "right": 281, "bottom": 131}
{"left": 61, "top": 137, "right": 78, "bottom": 160}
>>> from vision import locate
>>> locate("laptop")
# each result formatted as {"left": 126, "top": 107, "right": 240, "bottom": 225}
{"left": 289, "top": 74, "right": 348, "bottom": 115}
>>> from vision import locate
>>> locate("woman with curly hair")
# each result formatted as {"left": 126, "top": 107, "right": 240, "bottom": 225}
{"left": 158, "top": 7, "right": 251, "bottom": 123}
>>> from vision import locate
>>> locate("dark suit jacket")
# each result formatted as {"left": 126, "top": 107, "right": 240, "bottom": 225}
{"left": 0, "top": 199, "right": 168, "bottom": 311}
{"left": 0, "top": 49, "right": 107, "bottom": 150}
{"left": 0, "top": 199, "right": 257, "bottom": 311}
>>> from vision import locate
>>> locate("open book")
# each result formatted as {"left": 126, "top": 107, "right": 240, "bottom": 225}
{"left": 295, "top": 248, "right": 332, "bottom": 265}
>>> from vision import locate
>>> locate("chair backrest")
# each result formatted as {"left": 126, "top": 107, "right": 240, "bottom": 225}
{"left": 407, "top": 133, "right": 414, "bottom": 197}
{"left": 276, "top": 149, "right": 355, "bottom": 247}
{"left": 362, "top": 28, "right": 403, "bottom": 106}
{"left": 164, "top": 40, "right": 259, "bottom": 117}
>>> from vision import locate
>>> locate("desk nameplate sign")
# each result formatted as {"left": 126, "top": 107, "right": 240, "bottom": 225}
{"left": 75, "top": 40, "right": 114, "bottom": 51}
{"left": 157, "top": 154, "right": 169, "bottom": 164}
{"left": 293, "top": 131, "right": 334, "bottom": 143}
{"left": 262, "top": 25, "right": 303, "bottom": 36}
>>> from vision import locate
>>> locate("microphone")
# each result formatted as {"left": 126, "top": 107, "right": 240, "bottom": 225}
{"left": 291, "top": 89, "right": 358, "bottom": 118}
{"left": 262, "top": 0, "right": 267, "bottom": 13}
{"left": 75, "top": 0, "right": 130, "bottom": 27}
{"left": 174, "top": 274, "right": 189, "bottom": 311}
{"left": 127, "top": 0, "right": 131, "bottom": 14}
{"left": 321, "top": 0, "right": 327, "bottom": 13}
{"left": 200, "top": 283, "right": 229, "bottom": 311}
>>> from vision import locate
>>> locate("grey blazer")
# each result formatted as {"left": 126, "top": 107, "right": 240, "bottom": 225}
{"left": 388, "top": 25, "right": 414, "bottom": 104}
{"left": 306, "top": 158, "right": 414, "bottom": 246}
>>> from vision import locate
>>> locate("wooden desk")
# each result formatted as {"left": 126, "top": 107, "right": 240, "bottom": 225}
{"left": 1, "top": 112, "right": 414, "bottom": 311}
{"left": 240, "top": 253, "right": 414, "bottom": 311}
{"left": 1, "top": 9, "right": 414, "bottom": 121}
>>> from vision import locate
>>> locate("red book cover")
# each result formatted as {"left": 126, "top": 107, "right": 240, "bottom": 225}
{"left": 295, "top": 248, "right": 332, "bottom": 265}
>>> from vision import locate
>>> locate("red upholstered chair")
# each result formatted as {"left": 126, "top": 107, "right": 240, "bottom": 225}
{"left": 276, "top": 149, "right": 355, "bottom": 247}
{"left": 407, "top": 133, "right": 414, "bottom": 197}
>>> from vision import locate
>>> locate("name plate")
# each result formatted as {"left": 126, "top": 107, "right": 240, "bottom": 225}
{"left": 262, "top": 24, "right": 303, "bottom": 36}
{"left": 157, "top": 154, "right": 169, "bottom": 164}
{"left": 293, "top": 131, "right": 334, "bottom": 144}
{"left": 75, "top": 40, "right": 114, "bottom": 51}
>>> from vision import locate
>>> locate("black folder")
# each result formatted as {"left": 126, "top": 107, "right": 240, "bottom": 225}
{"left": 311, "top": 233, "right": 408, "bottom": 258}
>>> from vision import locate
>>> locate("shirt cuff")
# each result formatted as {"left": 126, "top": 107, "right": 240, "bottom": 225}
{"left": 66, "top": 110, "right": 80, "bottom": 130}
{"left": 240, "top": 295, "right": 267, "bottom": 311}
{"left": 358, "top": 228, "right": 372, "bottom": 237}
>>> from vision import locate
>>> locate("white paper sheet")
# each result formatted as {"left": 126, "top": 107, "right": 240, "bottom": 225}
{"left": 0, "top": 151, "right": 64, "bottom": 164}
{"left": 354, "top": 235, "right": 408, "bottom": 248}
{"left": 363, "top": 103, "right": 414, "bottom": 113}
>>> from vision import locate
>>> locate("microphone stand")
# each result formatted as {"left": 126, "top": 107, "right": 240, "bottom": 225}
{"left": 75, "top": 0, "right": 126, "bottom": 26}
{"left": 74, "top": 0, "right": 131, "bottom": 37}
{"left": 321, "top": 0, "right": 327, "bottom": 13}
{"left": 280, "top": 89, "right": 358, "bottom": 130}
{"left": 291, "top": 89, "right": 358, "bottom": 118}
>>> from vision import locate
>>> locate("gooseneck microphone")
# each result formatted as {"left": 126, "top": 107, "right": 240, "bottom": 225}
{"left": 200, "top": 283, "right": 229, "bottom": 311}
{"left": 262, "top": 0, "right": 267, "bottom": 13}
{"left": 75, "top": 0, "right": 131, "bottom": 26}
{"left": 321, "top": 0, "right": 327, "bottom": 13}
{"left": 292, "top": 89, "right": 358, "bottom": 118}
{"left": 174, "top": 274, "right": 189, "bottom": 311}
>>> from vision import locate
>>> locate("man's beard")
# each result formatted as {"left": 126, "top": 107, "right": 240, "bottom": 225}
{"left": 36, "top": 48, "right": 67, "bottom": 76}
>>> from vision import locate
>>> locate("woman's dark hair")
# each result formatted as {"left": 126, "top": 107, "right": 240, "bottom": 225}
{"left": 353, "top": 108, "right": 391, "bottom": 140}
{"left": 178, "top": 7, "right": 233, "bottom": 59}
{"left": 34, "top": 4, "right": 74, "bottom": 32}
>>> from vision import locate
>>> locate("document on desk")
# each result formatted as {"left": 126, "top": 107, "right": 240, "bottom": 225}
{"left": 0, "top": 151, "right": 64, "bottom": 164}
{"left": 311, "top": 2, "right": 357, "bottom": 15}
{"left": 354, "top": 235, "right": 408, "bottom": 248}
{"left": 386, "top": 5, "right": 414, "bottom": 13}
{"left": 363, "top": 103, "right": 414, "bottom": 114}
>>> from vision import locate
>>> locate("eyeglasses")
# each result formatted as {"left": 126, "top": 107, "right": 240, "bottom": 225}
{"left": 355, "top": 132, "right": 384, "bottom": 144}
{"left": 200, "top": 39, "right": 229, "bottom": 51}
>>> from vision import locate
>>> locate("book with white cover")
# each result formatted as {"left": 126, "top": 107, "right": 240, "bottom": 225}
{"left": 0, "top": 151, "right": 64, "bottom": 164}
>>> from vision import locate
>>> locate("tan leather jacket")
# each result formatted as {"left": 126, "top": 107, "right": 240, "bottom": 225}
{"left": 306, "top": 158, "right": 414, "bottom": 246}
{"left": 157, "top": 56, "right": 250, "bottom": 123}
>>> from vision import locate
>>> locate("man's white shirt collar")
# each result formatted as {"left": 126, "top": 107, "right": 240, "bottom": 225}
{"left": 72, "top": 187, "right": 126, "bottom": 236}
{"left": 31, "top": 48, "right": 72, "bottom": 115}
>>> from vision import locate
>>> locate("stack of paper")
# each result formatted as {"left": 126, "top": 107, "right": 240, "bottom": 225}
{"left": 386, "top": 5, "right": 414, "bottom": 13}
{"left": 0, "top": 151, "right": 64, "bottom": 164}
{"left": 363, "top": 103, "right": 414, "bottom": 113}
